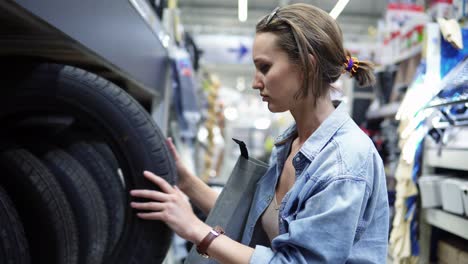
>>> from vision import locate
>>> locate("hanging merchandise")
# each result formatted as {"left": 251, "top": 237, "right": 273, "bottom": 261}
{"left": 398, "top": 25, "right": 468, "bottom": 130}
{"left": 389, "top": 82, "right": 428, "bottom": 263}
{"left": 425, "top": 22, "right": 468, "bottom": 80}
{"left": 440, "top": 27, "right": 468, "bottom": 77}
{"left": 390, "top": 53, "right": 431, "bottom": 263}
{"left": 438, "top": 17, "right": 463, "bottom": 49}
{"left": 396, "top": 61, "right": 429, "bottom": 125}
{"left": 389, "top": 121, "right": 427, "bottom": 263}
{"left": 432, "top": 57, "right": 468, "bottom": 103}
{"left": 200, "top": 75, "right": 222, "bottom": 182}
{"left": 427, "top": 57, "right": 468, "bottom": 128}
{"left": 171, "top": 47, "right": 201, "bottom": 139}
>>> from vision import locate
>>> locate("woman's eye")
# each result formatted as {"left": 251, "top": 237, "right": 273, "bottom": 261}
{"left": 259, "top": 64, "right": 270, "bottom": 74}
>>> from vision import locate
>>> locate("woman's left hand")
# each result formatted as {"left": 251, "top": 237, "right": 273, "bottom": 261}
{"left": 130, "top": 171, "right": 207, "bottom": 243}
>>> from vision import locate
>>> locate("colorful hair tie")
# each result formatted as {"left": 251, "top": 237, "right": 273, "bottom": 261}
{"left": 343, "top": 56, "right": 360, "bottom": 77}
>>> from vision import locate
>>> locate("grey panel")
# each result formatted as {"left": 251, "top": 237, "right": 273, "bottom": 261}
{"left": 14, "top": 0, "right": 169, "bottom": 94}
{"left": 424, "top": 208, "right": 468, "bottom": 240}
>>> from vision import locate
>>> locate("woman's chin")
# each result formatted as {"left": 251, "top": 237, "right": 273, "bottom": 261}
{"left": 267, "top": 104, "right": 284, "bottom": 113}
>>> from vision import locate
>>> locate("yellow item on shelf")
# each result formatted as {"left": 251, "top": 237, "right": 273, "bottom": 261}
{"left": 168, "top": 0, "right": 177, "bottom": 9}
{"left": 201, "top": 74, "right": 221, "bottom": 182}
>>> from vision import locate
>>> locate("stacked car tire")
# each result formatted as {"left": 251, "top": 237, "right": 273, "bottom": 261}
{"left": 0, "top": 63, "right": 177, "bottom": 264}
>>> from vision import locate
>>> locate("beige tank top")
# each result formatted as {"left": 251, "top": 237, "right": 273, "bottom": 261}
{"left": 261, "top": 193, "right": 280, "bottom": 243}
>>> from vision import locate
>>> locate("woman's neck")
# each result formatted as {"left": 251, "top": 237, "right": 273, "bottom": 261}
{"left": 290, "top": 94, "right": 335, "bottom": 145}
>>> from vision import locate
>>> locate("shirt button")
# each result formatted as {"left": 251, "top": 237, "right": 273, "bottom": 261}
{"left": 295, "top": 157, "right": 300, "bottom": 162}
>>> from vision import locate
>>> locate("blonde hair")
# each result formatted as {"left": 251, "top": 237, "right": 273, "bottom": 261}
{"left": 256, "top": 4, "right": 375, "bottom": 105}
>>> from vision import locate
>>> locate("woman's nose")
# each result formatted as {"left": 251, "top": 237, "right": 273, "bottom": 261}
{"left": 251, "top": 75, "right": 263, "bottom": 90}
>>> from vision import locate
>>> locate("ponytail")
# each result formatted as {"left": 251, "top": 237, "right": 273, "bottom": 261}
{"left": 344, "top": 49, "right": 375, "bottom": 87}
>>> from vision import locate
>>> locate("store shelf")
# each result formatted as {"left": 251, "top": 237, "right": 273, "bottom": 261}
{"left": 389, "top": 45, "right": 423, "bottom": 66}
{"left": 366, "top": 101, "right": 401, "bottom": 120}
{"left": 424, "top": 148, "right": 468, "bottom": 171}
{"left": 423, "top": 209, "right": 468, "bottom": 240}
{"left": 374, "top": 65, "right": 386, "bottom": 74}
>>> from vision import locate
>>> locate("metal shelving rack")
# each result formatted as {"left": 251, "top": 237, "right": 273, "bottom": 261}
{"left": 419, "top": 135, "right": 468, "bottom": 263}
{"left": 423, "top": 208, "right": 468, "bottom": 240}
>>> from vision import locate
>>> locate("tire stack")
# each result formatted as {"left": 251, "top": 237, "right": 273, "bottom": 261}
{"left": 0, "top": 63, "right": 177, "bottom": 264}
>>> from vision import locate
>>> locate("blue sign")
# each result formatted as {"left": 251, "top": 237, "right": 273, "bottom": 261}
{"left": 195, "top": 34, "right": 254, "bottom": 64}
{"left": 228, "top": 43, "right": 249, "bottom": 61}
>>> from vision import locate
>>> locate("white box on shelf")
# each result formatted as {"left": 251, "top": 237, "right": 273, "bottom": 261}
{"left": 441, "top": 178, "right": 468, "bottom": 215}
{"left": 418, "top": 175, "right": 449, "bottom": 208}
{"left": 461, "top": 182, "right": 468, "bottom": 217}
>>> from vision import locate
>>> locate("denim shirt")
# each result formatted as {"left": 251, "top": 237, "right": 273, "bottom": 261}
{"left": 242, "top": 103, "right": 389, "bottom": 263}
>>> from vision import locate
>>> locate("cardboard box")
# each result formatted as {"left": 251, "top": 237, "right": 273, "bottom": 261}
{"left": 438, "top": 240, "right": 460, "bottom": 263}
{"left": 459, "top": 250, "right": 468, "bottom": 264}
{"left": 438, "top": 239, "right": 468, "bottom": 264}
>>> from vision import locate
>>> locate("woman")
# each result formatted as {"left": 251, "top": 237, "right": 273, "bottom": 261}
{"left": 130, "top": 3, "right": 389, "bottom": 263}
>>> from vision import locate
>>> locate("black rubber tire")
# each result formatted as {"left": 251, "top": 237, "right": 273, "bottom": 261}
{"left": 0, "top": 148, "right": 78, "bottom": 264}
{"left": 0, "top": 62, "right": 177, "bottom": 263}
{"left": 57, "top": 134, "right": 125, "bottom": 257}
{"left": 35, "top": 146, "right": 109, "bottom": 264}
{"left": 92, "top": 141, "right": 120, "bottom": 177}
{"left": 0, "top": 185, "right": 30, "bottom": 264}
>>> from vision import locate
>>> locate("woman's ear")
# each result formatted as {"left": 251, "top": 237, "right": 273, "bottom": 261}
{"left": 308, "top": 53, "right": 316, "bottom": 67}
{"left": 307, "top": 53, "right": 317, "bottom": 79}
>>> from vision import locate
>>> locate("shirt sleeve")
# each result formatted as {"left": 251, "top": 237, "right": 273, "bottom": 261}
{"left": 249, "top": 176, "right": 370, "bottom": 264}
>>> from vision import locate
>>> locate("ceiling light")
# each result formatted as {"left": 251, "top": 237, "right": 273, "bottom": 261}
{"left": 329, "top": 0, "right": 350, "bottom": 20}
{"left": 238, "top": 0, "right": 248, "bottom": 22}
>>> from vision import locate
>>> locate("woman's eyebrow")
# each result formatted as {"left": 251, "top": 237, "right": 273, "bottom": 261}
{"left": 253, "top": 58, "right": 269, "bottom": 64}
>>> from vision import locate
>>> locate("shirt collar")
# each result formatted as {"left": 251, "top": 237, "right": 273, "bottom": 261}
{"left": 274, "top": 102, "right": 350, "bottom": 160}
{"left": 274, "top": 123, "right": 297, "bottom": 146}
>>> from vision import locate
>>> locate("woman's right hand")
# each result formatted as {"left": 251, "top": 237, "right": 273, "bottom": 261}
{"left": 166, "top": 137, "right": 219, "bottom": 215}
{"left": 166, "top": 137, "right": 194, "bottom": 192}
